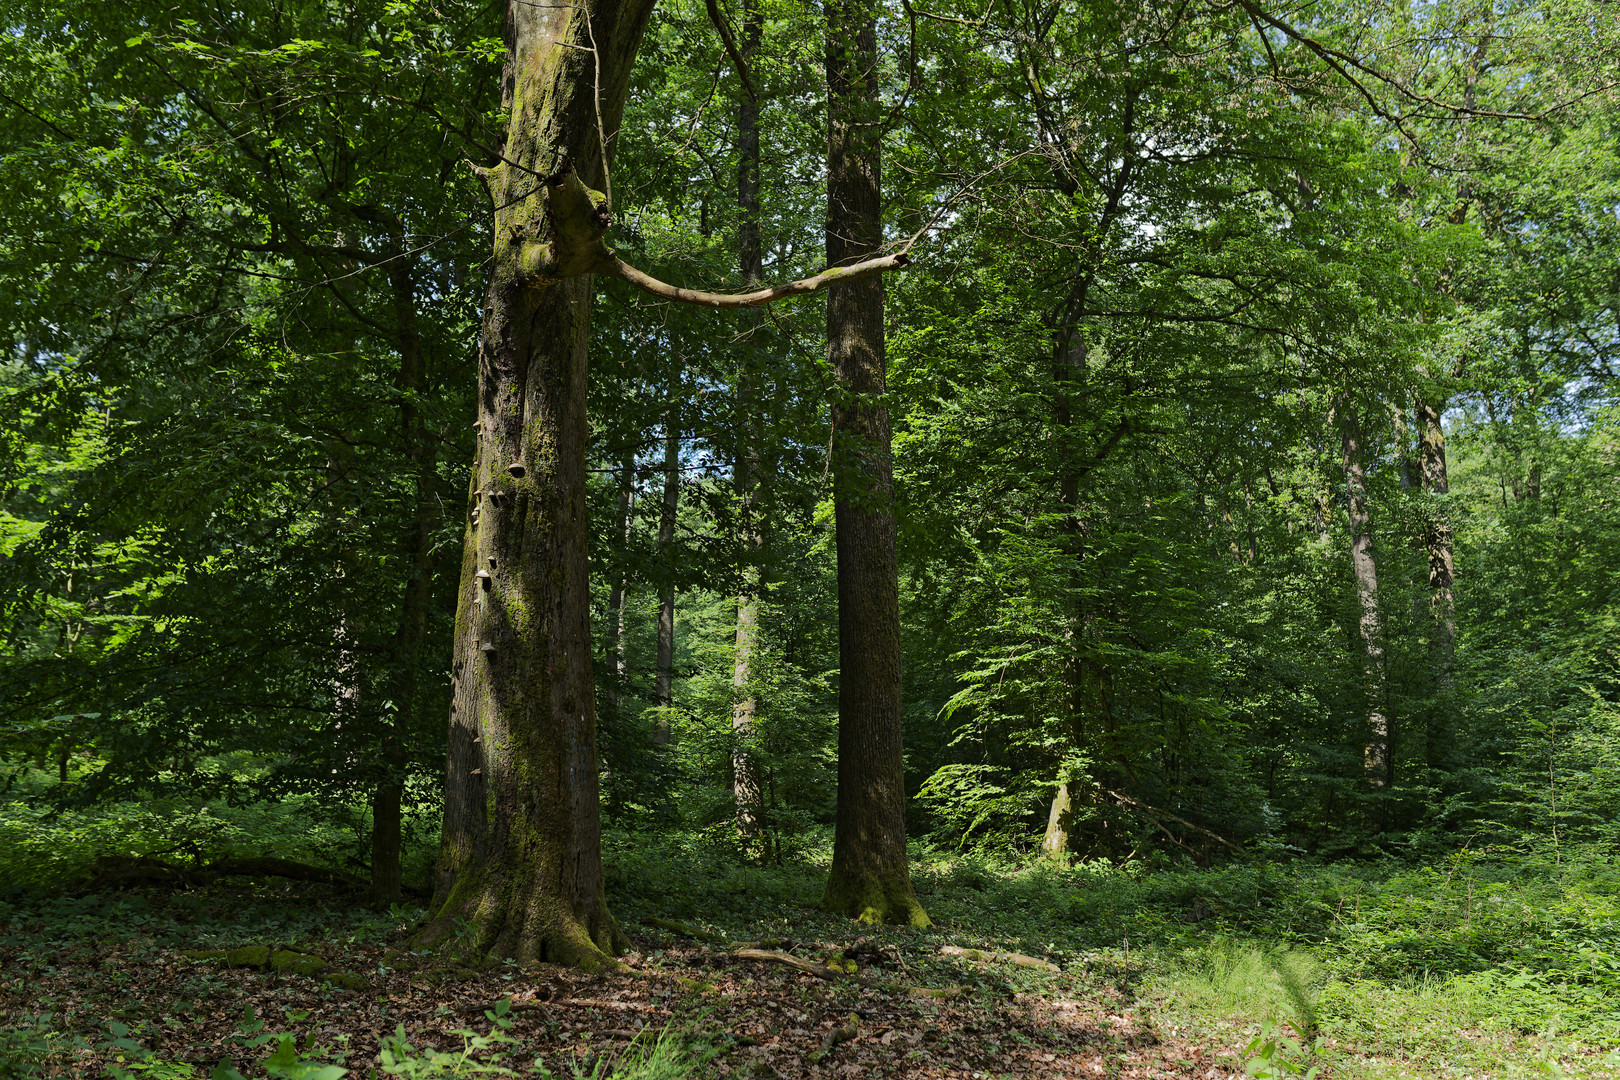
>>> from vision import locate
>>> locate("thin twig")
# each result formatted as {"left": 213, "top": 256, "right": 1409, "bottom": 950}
{"left": 582, "top": 6, "right": 611, "bottom": 208}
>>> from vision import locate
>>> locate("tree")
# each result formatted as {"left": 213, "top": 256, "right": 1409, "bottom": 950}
{"left": 819, "top": 0, "right": 929, "bottom": 928}
{"left": 422, "top": 0, "right": 909, "bottom": 966}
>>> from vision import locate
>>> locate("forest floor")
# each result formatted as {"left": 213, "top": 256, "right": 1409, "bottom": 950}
{"left": 3, "top": 829, "right": 1620, "bottom": 1079}
{"left": 0, "top": 883, "right": 1233, "bottom": 1079}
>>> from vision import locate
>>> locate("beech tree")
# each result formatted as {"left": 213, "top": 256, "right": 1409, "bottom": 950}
{"left": 422, "top": 0, "right": 908, "bottom": 967}
{"left": 819, "top": 0, "right": 929, "bottom": 927}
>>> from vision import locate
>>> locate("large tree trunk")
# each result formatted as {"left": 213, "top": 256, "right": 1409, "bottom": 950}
{"left": 372, "top": 236, "right": 436, "bottom": 910}
{"left": 1339, "top": 398, "right": 1390, "bottom": 793}
{"left": 731, "top": 0, "right": 766, "bottom": 844}
{"left": 423, "top": 0, "right": 653, "bottom": 969}
{"left": 820, "top": 0, "right": 928, "bottom": 928}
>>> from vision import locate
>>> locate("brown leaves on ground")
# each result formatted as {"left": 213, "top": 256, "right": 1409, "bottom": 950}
{"left": 0, "top": 888, "right": 1245, "bottom": 1078}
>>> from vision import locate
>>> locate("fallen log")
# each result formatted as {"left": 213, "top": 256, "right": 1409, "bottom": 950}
{"left": 85, "top": 854, "right": 365, "bottom": 891}
{"left": 642, "top": 917, "right": 731, "bottom": 944}
{"left": 939, "top": 945, "right": 1060, "bottom": 973}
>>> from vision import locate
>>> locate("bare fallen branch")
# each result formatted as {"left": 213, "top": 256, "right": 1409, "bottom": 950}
{"left": 1098, "top": 787, "right": 1246, "bottom": 855}
{"left": 818, "top": 1014, "right": 860, "bottom": 1054}
{"left": 731, "top": 948, "right": 841, "bottom": 981}
{"left": 939, "top": 945, "right": 1060, "bottom": 973}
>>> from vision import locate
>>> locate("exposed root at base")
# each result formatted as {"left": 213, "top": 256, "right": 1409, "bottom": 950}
{"left": 415, "top": 893, "right": 628, "bottom": 972}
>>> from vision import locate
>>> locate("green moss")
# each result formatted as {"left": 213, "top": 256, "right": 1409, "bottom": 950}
{"left": 227, "top": 945, "right": 271, "bottom": 967}
{"left": 822, "top": 871, "right": 932, "bottom": 929}
{"left": 181, "top": 945, "right": 365, "bottom": 990}
{"left": 380, "top": 948, "right": 417, "bottom": 971}
{"left": 325, "top": 972, "right": 370, "bottom": 991}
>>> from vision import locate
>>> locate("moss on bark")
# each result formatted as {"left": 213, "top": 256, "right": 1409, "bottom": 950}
{"left": 821, "top": 869, "right": 931, "bottom": 929}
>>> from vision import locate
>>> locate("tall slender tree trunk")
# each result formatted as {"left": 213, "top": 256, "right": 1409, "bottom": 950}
{"left": 1417, "top": 395, "right": 1455, "bottom": 675}
{"left": 1028, "top": 81, "right": 1138, "bottom": 863}
{"left": 603, "top": 454, "right": 635, "bottom": 721}
{"left": 1417, "top": 393, "right": 1456, "bottom": 770}
{"left": 423, "top": 0, "right": 653, "bottom": 969}
{"left": 1039, "top": 781, "right": 1074, "bottom": 860}
{"left": 730, "top": 0, "right": 766, "bottom": 843}
{"left": 653, "top": 384, "right": 679, "bottom": 744}
{"left": 820, "top": 0, "right": 928, "bottom": 928}
{"left": 1339, "top": 397, "right": 1390, "bottom": 792}
{"left": 372, "top": 237, "right": 436, "bottom": 909}
{"left": 1042, "top": 324, "right": 1088, "bottom": 862}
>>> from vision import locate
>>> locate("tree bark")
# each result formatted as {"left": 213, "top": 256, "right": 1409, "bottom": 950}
{"left": 1416, "top": 395, "right": 1455, "bottom": 676}
{"left": 1039, "top": 781, "right": 1073, "bottom": 861}
{"left": 603, "top": 453, "right": 635, "bottom": 720}
{"left": 730, "top": 0, "right": 766, "bottom": 844}
{"left": 421, "top": 0, "right": 910, "bottom": 966}
{"left": 820, "top": 0, "right": 928, "bottom": 928}
{"left": 1339, "top": 397, "right": 1390, "bottom": 792}
{"left": 654, "top": 381, "right": 678, "bottom": 732}
{"left": 422, "top": 0, "right": 654, "bottom": 969}
{"left": 372, "top": 234, "right": 436, "bottom": 910}
{"left": 1417, "top": 392, "right": 1456, "bottom": 771}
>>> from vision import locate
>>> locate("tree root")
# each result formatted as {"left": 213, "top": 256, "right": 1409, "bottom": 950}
{"left": 808, "top": 1014, "right": 859, "bottom": 1062}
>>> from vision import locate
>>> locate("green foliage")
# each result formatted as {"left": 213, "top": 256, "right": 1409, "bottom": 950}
{"left": 377, "top": 999, "right": 522, "bottom": 1077}
{"left": 1242, "top": 1021, "right": 1322, "bottom": 1080}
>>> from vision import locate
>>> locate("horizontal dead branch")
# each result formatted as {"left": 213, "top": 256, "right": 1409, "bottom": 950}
{"left": 641, "top": 916, "right": 731, "bottom": 943}
{"left": 939, "top": 945, "right": 1060, "bottom": 973}
{"left": 907, "top": 984, "right": 964, "bottom": 999}
{"left": 558, "top": 998, "right": 670, "bottom": 1014}
{"left": 1098, "top": 787, "right": 1246, "bottom": 855}
{"left": 732, "top": 948, "right": 842, "bottom": 980}
{"left": 606, "top": 253, "right": 911, "bottom": 309}
{"left": 86, "top": 854, "right": 365, "bottom": 891}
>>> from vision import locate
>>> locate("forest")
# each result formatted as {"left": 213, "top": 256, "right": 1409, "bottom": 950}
{"left": 1, "top": 0, "right": 1618, "bottom": 1075}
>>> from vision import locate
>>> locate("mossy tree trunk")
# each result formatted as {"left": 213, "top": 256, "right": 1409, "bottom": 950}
{"left": 422, "top": 0, "right": 654, "bottom": 969}
{"left": 820, "top": 0, "right": 928, "bottom": 929}
{"left": 423, "top": 0, "right": 909, "bottom": 967}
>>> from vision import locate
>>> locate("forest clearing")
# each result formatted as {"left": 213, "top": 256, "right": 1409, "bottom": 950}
{"left": 3, "top": 0, "right": 1619, "bottom": 1075}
